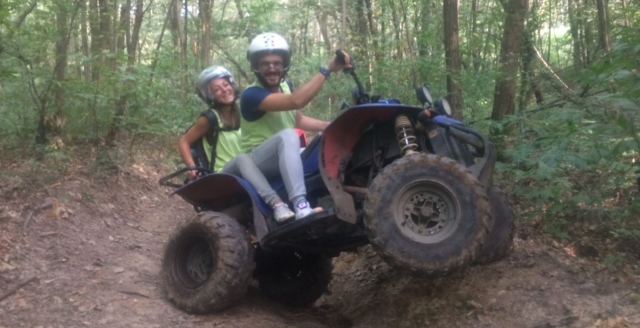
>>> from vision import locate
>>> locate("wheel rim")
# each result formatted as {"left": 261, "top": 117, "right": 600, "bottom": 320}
{"left": 393, "top": 179, "right": 460, "bottom": 244}
{"left": 173, "top": 233, "right": 215, "bottom": 289}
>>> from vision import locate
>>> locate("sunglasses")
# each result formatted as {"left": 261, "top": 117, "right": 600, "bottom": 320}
{"left": 259, "top": 61, "right": 284, "bottom": 70}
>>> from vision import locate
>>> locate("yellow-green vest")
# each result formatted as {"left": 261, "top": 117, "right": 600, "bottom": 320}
{"left": 240, "top": 81, "right": 296, "bottom": 153}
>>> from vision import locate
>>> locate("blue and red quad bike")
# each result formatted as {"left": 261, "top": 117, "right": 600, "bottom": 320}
{"left": 158, "top": 52, "right": 515, "bottom": 314}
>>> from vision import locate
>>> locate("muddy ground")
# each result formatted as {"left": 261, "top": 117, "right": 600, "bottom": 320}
{"left": 1, "top": 157, "right": 638, "bottom": 328}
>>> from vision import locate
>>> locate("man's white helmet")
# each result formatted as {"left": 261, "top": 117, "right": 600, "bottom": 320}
{"left": 247, "top": 32, "right": 291, "bottom": 74}
{"left": 195, "top": 65, "right": 238, "bottom": 106}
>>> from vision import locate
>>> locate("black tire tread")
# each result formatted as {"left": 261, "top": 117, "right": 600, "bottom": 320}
{"left": 476, "top": 186, "right": 516, "bottom": 264}
{"left": 364, "top": 154, "right": 491, "bottom": 275}
{"left": 161, "top": 211, "right": 255, "bottom": 313}
{"left": 254, "top": 248, "right": 333, "bottom": 307}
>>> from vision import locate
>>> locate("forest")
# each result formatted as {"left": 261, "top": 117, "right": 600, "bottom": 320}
{"left": 1, "top": 0, "right": 639, "bottom": 272}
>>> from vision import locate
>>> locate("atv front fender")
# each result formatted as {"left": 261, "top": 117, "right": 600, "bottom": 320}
{"left": 320, "top": 104, "right": 422, "bottom": 224}
{"left": 172, "top": 173, "right": 271, "bottom": 240}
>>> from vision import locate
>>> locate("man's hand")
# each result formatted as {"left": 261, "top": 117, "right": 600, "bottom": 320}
{"left": 296, "top": 112, "right": 330, "bottom": 132}
{"left": 327, "top": 50, "right": 352, "bottom": 72}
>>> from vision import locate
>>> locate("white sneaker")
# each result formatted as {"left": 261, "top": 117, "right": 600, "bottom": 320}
{"left": 294, "top": 200, "right": 323, "bottom": 220}
{"left": 273, "top": 203, "right": 295, "bottom": 222}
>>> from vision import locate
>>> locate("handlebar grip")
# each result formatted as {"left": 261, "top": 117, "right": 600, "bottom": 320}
{"left": 335, "top": 49, "right": 355, "bottom": 72}
{"left": 335, "top": 49, "right": 346, "bottom": 64}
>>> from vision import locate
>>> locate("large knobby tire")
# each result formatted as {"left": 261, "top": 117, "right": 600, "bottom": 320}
{"left": 476, "top": 186, "right": 515, "bottom": 264}
{"left": 364, "top": 153, "right": 491, "bottom": 275}
{"left": 161, "top": 211, "right": 254, "bottom": 314}
{"left": 253, "top": 247, "right": 332, "bottom": 307}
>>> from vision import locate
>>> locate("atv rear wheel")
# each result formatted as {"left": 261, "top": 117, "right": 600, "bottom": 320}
{"left": 254, "top": 247, "right": 332, "bottom": 307}
{"left": 364, "top": 153, "right": 490, "bottom": 275}
{"left": 161, "top": 211, "right": 254, "bottom": 313}
{"left": 476, "top": 186, "right": 515, "bottom": 264}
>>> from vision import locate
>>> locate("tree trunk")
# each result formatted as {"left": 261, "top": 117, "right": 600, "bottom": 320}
{"left": 567, "top": 0, "right": 583, "bottom": 68}
{"left": 621, "top": 0, "right": 629, "bottom": 27}
{"left": 149, "top": 0, "right": 173, "bottom": 84}
{"left": 595, "top": 0, "right": 611, "bottom": 53}
{"left": 341, "top": 0, "right": 347, "bottom": 49}
{"left": 54, "top": 3, "right": 69, "bottom": 108}
{"left": 356, "top": 0, "right": 369, "bottom": 54}
{"left": 491, "top": 0, "right": 528, "bottom": 121}
{"left": 183, "top": 0, "right": 189, "bottom": 91}
{"left": 47, "top": 1, "right": 71, "bottom": 139}
{"left": 388, "top": 0, "right": 402, "bottom": 58}
{"left": 116, "top": 0, "right": 131, "bottom": 56}
{"left": 80, "top": 0, "right": 91, "bottom": 82}
{"left": 481, "top": 18, "right": 493, "bottom": 71}
{"left": 34, "top": 0, "right": 80, "bottom": 144}
{"left": 518, "top": 0, "right": 544, "bottom": 111}
{"left": 398, "top": 0, "right": 414, "bottom": 57}
{"left": 443, "top": 0, "right": 463, "bottom": 120}
{"left": 169, "top": 0, "right": 187, "bottom": 91}
{"left": 89, "top": 0, "right": 101, "bottom": 81}
{"left": 355, "top": 0, "right": 371, "bottom": 89}
{"left": 417, "top": 0, "right": 429, "bottom": 57}
{"left": 199, "top": 0, "right": 213, "bottom": 67}
{"left": 301, "top": 13, "right": 309, "bottom": 56}
{"left": 581, "top": 0, "right": 592, "bottom": 64}
{"left": 317, "top": 6, "right": 332, "bottom": 52}
{"left": 169, "top": 0, "right": 183, "bottom": 49}
{"left": 105, "top": 0, "right": 145, "bottom": 148}
{"left": 98, "top": 0, "right": 112, "bottom": 70}
{"left": 519, "top": 32, "right": 538, "bottom": 111}
{"left": 365, "top": 0, "right": 379, "bottom": 61}
{"left": 471, "top": 0, "right": 480, "bottom": 71}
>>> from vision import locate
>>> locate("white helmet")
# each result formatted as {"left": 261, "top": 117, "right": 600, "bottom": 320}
{"left": 247, "top": 32, "right": 291, "bottom": 74}
{"left": 195, "top": 65, "right": 238, "bottom": 106}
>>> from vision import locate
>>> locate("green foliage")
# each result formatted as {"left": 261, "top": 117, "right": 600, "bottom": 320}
{"left": 495, "top": 25, "right": 640, "bottom": 244}
{"left": 602, "top": 254, "right": 626, "bottom": 269}
{"left": 611, "top": 228, "right": 640, "bottom": 241}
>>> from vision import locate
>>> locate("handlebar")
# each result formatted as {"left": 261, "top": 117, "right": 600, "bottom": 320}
{"left": 335, "top": 49, "right": 355, "bottom": 73}
{"left": 158, "top": 166, "right": 214, "bottom": 188}
{"left": 335, "top": 49, "right": 369, "bottom": 104}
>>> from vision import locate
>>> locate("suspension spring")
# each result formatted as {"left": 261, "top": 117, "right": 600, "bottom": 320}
{"left": 395, "top": 115, "right": 418, "bottom": 156}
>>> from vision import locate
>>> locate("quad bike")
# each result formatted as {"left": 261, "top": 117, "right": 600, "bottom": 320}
{"left": 158, "top": 51, "right": 515, "bottom": 314}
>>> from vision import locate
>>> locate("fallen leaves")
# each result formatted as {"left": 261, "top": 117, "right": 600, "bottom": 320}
{"left": 0, "top": 207, "right": 19, "bottom": 223}
{"left": 0, "top": 261, "right": 16, "bottom": 273}
{"left": 118, "top": 288, "right": 150, "bottom": 299}
{"left": 589, "top": 317, "right": 630, "bottom": 328}
{"left": 51, "top": 200, "right": 73, "bottom": 220}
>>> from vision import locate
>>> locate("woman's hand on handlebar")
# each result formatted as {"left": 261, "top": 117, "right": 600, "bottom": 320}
{"left": 327, "top": 50, "right": 352, "bottom": 72}
{"left": 187, "top": 168, "right": 198, "bottom": 181}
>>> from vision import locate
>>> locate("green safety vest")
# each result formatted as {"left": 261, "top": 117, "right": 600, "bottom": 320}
{"left": 191, "top": 109, "right": 242, "bottom": 172}
{"left": 241, "top": 81, "right": 296, "bottom": 153}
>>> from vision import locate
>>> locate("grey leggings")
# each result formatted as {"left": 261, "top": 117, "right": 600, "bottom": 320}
{"left": 247, "top": 129, "right": 306, "bottom": 206}
{"left": 221, "top": 154, "right": 280, "bottom": 206}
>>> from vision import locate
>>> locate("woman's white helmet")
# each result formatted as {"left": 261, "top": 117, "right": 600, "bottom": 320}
{"left": 195, "top": 65, "right": 238, "bottom": 106}
{"left": 247, "top": 32, "right": 291, "bottom": 74}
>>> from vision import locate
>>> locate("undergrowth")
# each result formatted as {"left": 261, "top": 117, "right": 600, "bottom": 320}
{"left": 490, "top": 41, "right": 640, "bottom": 265}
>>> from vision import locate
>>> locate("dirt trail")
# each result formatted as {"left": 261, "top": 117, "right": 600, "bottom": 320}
{"left": 1, "top": 161, "right": 638, "bottom": 328}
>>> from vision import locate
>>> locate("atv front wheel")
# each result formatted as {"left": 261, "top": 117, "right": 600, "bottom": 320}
{"left": 364, "top": 153, "right": 490, "bottom": 275}
{"left": 161, "top": 211, "right": 254, "bottom": 313}
{"left": 254, "top": 247, "right": 332, "bottom": 307}
{"left": 476, "top": 186, "right": 515, "bottom": 264}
